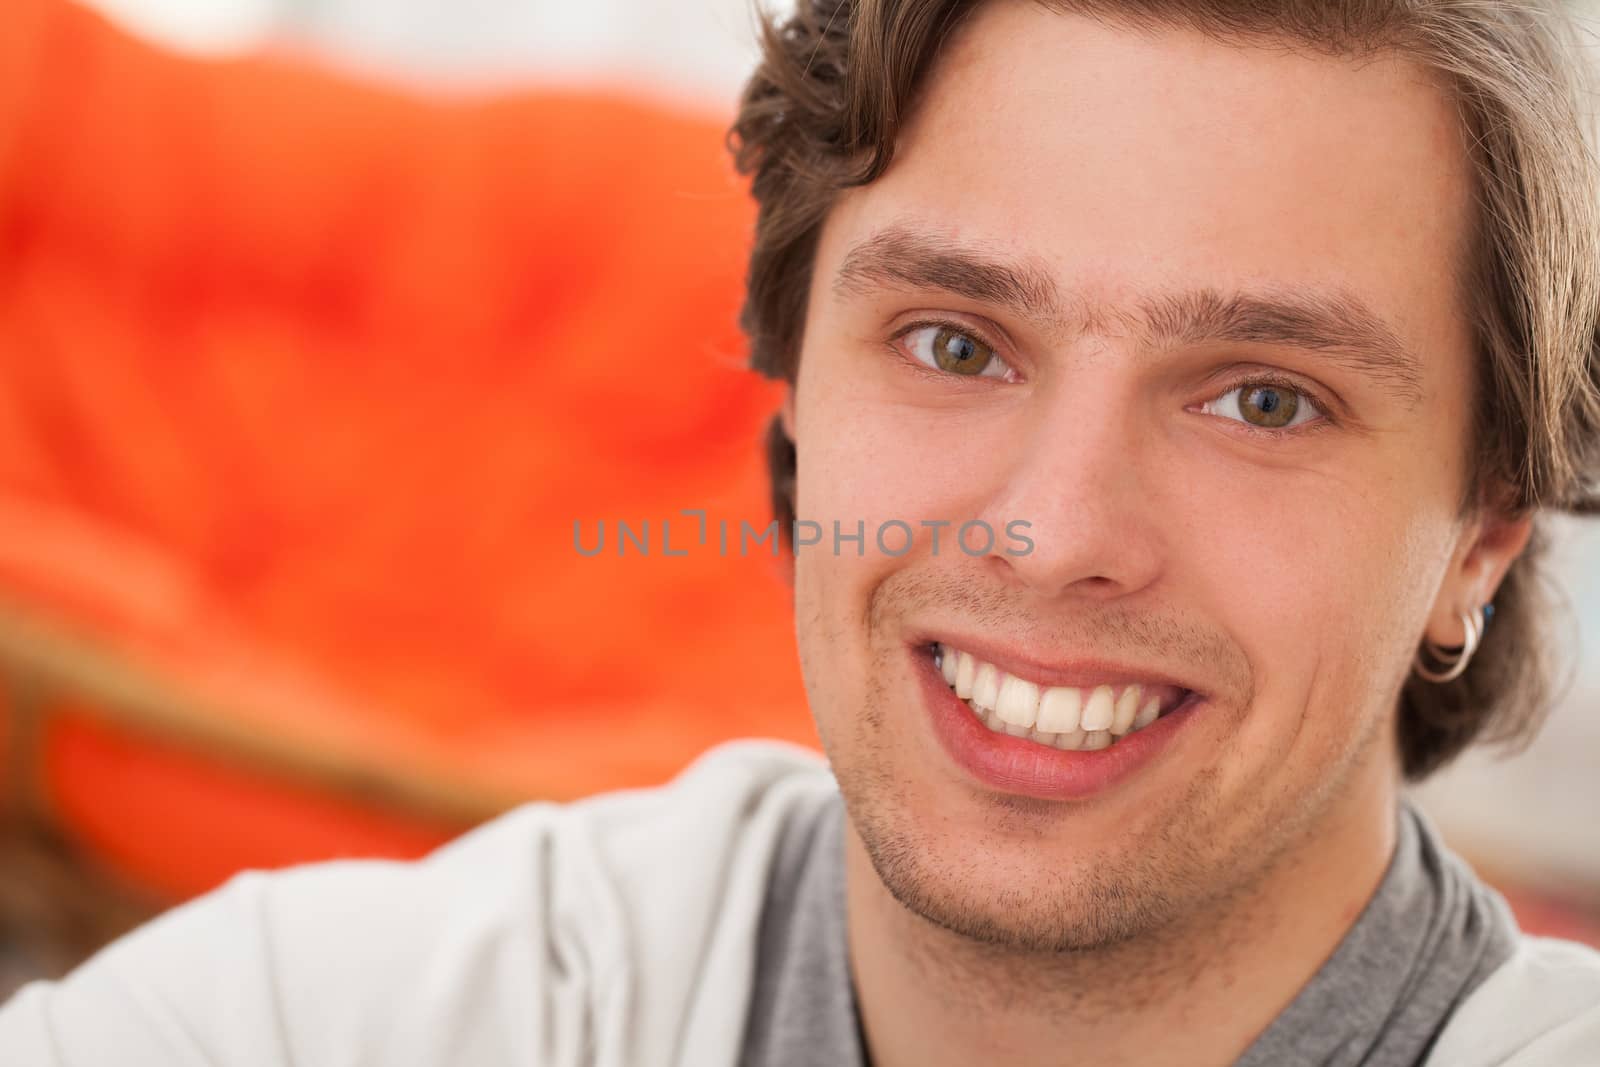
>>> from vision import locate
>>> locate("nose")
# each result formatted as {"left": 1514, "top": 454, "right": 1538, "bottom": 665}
{"left": 976, "top": 377, "right": 1166, "bottom": 602}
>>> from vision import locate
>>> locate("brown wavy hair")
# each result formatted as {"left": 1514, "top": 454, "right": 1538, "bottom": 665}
{"left": 728, "top": 0, "right": 1600, "bottom": 780}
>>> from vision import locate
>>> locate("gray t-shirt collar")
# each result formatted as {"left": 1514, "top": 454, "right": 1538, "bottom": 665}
{"left": 739, "top": 793, "right": 1517, "bottom": 1067}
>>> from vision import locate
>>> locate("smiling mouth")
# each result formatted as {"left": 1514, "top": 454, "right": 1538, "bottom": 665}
{"left": 934, "top": 642, "right": 1193, "bottom": 752}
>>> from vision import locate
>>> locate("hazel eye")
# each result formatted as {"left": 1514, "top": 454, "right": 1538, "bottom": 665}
{"left": 902, "top": 325, "right": 1010, "bottom": 378}
{"left": 1203, "top": 382, "right": 1321, "bottom": 431}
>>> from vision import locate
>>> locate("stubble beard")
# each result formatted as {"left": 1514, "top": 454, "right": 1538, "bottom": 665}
{"left": 798, "top": 564, "right": 1389, "bottom": 1000}
{"left": 838, "top": 708, "right": 1231, "bottom": 958}
{"left": 829, "top": 638, "right": 1382, "bottom": 974}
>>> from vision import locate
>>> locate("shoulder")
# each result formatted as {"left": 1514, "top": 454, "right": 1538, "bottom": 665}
{"left": 0, "top": 739, "right": 835, "bottom": 1067}
{"left": 1426, "top": 935, "right": 1600, "bottom": 1066}
{"left": 272, "top": 737, "right": 833, "bottom": 1050}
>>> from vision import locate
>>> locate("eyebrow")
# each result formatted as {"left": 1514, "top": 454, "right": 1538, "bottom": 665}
{"left": 834, "top": 226, "right": 1426, "bottom": 408}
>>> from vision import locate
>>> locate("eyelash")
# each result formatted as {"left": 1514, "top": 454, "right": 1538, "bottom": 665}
{"left": 889, "top": 320, "right": 1334, "bottom": 438}
{"left": 890, "top": 317, "right": 1019, "bottom": 381}
{"left": 1201, "top": 373, "right": 1333, "bottom": 439}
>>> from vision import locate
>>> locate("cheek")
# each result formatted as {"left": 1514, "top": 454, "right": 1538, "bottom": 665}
{"left": 797, "top": 401, "right": 956, "bottom": 530}
{"left": 789, "top": 377, "right": 892, "bottom": 726}
{"left": 790, "top": 371, "right": 992, "bottom": 732}
{"left": 794, "top": 370, "right": 1022, "bottom": 555}
{"left": 1173, "top": 451, "right": 1455, "bottom": 736}
{"left": 792, "top": 379, "right": 966, "bottom": 596}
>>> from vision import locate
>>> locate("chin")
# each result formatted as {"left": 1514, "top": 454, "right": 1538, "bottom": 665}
{"left": 834, "top": 733, "right": 1223, "bottom": 954}
{"left": 854, "top": 795, "right": 1191, "bottom": 952}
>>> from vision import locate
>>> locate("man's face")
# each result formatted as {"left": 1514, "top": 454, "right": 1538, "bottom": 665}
{"left": 788, "top": 0, "right": 1480, "bottom": 949}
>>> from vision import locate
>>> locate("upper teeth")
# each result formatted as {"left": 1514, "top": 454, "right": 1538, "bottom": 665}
{"left": 937, "top": 642, "right": 1171, "bottom": 748}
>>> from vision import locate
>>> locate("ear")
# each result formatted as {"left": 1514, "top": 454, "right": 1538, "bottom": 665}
{"left": 1423, "top": 509, "right": 1534, "bottom": 648}
{"left": 780, "top": 385, "right": 797, "bottom": 441}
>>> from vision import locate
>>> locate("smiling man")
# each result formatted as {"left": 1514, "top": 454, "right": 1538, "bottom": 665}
{"left": 745, "top": 2, "right": 1600, "bottom": 1063}
{"left": 4, "top": 1, "right": 1600, "bottom": 1065}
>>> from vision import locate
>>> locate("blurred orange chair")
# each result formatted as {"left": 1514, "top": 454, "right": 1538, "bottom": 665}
{"left": 0, "top": 0, "right": 812, "bottom": 902}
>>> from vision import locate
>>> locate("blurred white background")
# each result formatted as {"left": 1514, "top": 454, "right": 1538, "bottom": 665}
{"left": 80, "top": 0, "right": 766, "bottom": 107}
{"left": 78, "top": 0, "right": 1600, "bottom": 893}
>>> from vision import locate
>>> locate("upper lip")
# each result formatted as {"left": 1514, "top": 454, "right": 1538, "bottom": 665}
{"left": 922, "top": 632, "right": 1203, "bottom": 696}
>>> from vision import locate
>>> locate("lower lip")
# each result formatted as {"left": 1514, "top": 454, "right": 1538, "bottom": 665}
{"left": 917, "top": 648, "right": 1203, "bottom": 802}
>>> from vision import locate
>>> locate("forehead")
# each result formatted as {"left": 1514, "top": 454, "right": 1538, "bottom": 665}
{"left": 815, "top": 0, "right": 1477, "bottom": 368}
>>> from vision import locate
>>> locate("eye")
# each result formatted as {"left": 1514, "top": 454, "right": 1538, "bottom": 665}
{"left": 900, "top": 324, "right": 1012, "bottom": 379}
{"left": 1201, "top": 381, "right": 1323, "bottom": 431}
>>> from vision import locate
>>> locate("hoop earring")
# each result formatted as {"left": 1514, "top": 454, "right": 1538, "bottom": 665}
{"left": 1414, "top": 606, "right": 1485, "bottom": 683}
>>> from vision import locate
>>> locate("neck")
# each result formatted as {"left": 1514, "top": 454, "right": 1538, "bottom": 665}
{"left": 845, "top": 779, "right": 1399, "bottom": 1067}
